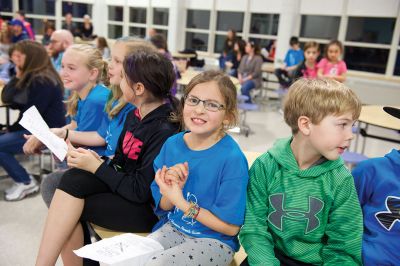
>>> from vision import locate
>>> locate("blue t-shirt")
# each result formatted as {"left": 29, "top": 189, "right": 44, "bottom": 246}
{"left": 284, "top": 48, "right": 304, "bottom": 67}
{"left": 352, "top": 149, "right": 400, "bottom": 266}
{"left": 151, "top": 132, "right": 249, "bottom": 251}
{"left": 97, "top": 100, "right": 135, "bottom": 157}
{"left": 73, "top": 83, "right": 110, "bottom": 155}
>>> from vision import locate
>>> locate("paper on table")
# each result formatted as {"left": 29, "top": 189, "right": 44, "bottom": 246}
{"left": 74, "top": 233, "right": 164, "bottom": 266}
{"left": 19, "top": 106, "right": 68, "bottom": 161}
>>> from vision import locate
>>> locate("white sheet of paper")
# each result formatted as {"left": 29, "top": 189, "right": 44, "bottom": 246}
{"left": 74, "top": 233, "right": 164, "bottom": 266}
{"left": 19, "top": 106, "right": 68, "bottom": 161}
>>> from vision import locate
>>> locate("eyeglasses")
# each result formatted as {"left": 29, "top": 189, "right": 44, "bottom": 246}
{"left": 184, "top": 95, "right": 225, "bottom": 112}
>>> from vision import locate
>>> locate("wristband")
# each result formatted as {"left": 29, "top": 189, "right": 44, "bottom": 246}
{"left": 64, "top": 129, "right": 69, "bottom": 141}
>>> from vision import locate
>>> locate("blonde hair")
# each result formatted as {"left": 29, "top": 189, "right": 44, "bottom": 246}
{"left": 173, "top": 70, "right": 238, "bottom": 131}
{"left": 66, "top": 44, "right": 109, "bottom": 116}
{"left": 304, "top": 41, "right": 319, "bottom": 52}
{"left": 105, "top": 38, "right": 157, "bottom": 118}
{"left": 283, "top": 78, "right": 362, "bottom": 134}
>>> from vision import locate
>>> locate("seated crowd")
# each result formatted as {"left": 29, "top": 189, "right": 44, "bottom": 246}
{"left": 0, "top": 13, "right": 399, "bottom": 266}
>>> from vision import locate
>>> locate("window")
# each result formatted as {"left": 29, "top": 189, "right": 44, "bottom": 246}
{"left": 108, "top": 25, "right": 123, "bottom": 39}
{"left": 346, "top": 17, "right": 395, "bottom": 45}
{"left": 19, "top": 0, "right": 55, "bottom": 16}
{"left": 185, "top": 32, "right": 208, "bottom": 52}
{"left": 155, "top": 29, "right": 168, "bottom": 39}
{"left": 0, "top": 0, "right": 13, "bottom": 12}
{"left": 130, "top": 7, "right": 146, "bottom": 23}
{"left": 153, "top": 8, "right": 168, "bottom": 26}
{"left": 62, "top": 2, "right": 92, "bottom": 18}
{"left": 300, "top": 15, "right": 340, "bottom": 40}
{"left": 394, "top": 51, "right": 400, "bottom": 76}
{"left": 186, "top": 10, "right": 210, "bottom": 29}
{"left": 26, "top": 18, "right": 55, "bottom": 35}
{"left": 250, "top": 13, "right": 279, "bottom": 35}
{"left": 216, "top": 11, "right": 244, "bottom": 32}
{"left": 214, "top": 34, "right": 227, "bottom": 53}
{"left": 344, "top": 46, "right": 389, "bottom": 74}
{"left": 129, "top": 27, "right": 146, "bottom": 38}
{"left": 108, "top": 6, "right": 123, "bottom": 22}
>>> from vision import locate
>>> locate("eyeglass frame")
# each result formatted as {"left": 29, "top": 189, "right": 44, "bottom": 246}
{"left": 184, "top": 95, "right": 225, "bottom": 112}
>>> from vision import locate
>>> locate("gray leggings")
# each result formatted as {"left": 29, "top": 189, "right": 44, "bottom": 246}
{"left": 40, "top": 170, "right": 66, "bottom": 207}
{"left": 146, "top": 222, "right": 234, "bottom": 266}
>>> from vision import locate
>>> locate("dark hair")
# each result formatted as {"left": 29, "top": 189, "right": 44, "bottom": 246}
{"left": 289, "top": 36, "right": 299, "bottom": 46}
{"left": 325, "top": 40, "right": 343, "bottom": 57}
{"left": 150, "top": 33, "right": 168, "bottom": 51}
{"left": 248, "top": 40, "right": 261, "bottom": 55}
{"left": 17, "top": 10, "right": 26, "bottom": 17}
{"left": 235, "top": 39, "right": 246, "bottom": 56}
{"left": 12, "top": 40, "right": 63, "bottom": 90}
{"left": 123, "top": 51, "right": 175, "bottom": 104}
{"left": 97, "top": 36, "right": 109, "bottom": 50}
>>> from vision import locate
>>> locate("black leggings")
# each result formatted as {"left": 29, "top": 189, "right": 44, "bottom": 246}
{"left": 58, "top": 168, "right": 159, "bottom": 233}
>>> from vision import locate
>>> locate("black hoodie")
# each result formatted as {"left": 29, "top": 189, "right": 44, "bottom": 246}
{"left": 95, "top": 103, "right": 179, "bottom": 204}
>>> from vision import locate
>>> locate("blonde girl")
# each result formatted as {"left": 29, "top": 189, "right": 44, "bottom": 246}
{"left": 148, "top": 70, "right": 249, "bottom": 265}
{"left": 36, "top": 50, "right": 179, "bottom": 266}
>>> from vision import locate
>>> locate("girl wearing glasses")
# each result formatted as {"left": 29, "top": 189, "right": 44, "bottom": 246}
{"left": 148, "top": 70, "right": 249, "bottom": 265}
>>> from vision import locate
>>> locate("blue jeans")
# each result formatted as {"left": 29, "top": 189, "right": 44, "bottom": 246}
{"left": 240, "top": 80, "right": 256, "bottom": 103}
{"left": 0, "top": 130, "right": 30, "bottom": 183}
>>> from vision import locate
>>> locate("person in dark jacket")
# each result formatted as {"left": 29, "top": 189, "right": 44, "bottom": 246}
{"left": 36, "top": 50, "right": 179, "bottom": 265}
{"left": 1, "top": 40, "right": 65, "bottom": 201}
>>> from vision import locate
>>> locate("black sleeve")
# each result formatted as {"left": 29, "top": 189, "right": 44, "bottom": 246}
{"left": 26, "top": 79, "right": 59, "bottom": 115}
{"left": 94, "top": 124, "right": 175, "bottom": 203}
{"left": 292, "top": 61, "right": 306, "bottom": 81}
{"left": 1, "top": 78, "right": 20, "bottom": 106}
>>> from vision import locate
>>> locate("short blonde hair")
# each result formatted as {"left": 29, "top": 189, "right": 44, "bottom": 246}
{"left": 283, "top": 78, "right": 362, "bottom": 134}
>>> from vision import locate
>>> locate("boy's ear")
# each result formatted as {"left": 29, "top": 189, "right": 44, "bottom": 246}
{"left": 298, "top": 115, "right": 312, "bottom": 135}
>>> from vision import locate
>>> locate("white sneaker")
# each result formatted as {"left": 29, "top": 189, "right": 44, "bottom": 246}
{"left": 5, "top": 182, "right": 19, "bottom": 195}
{"left": 5, "top": 175, "right": 35, "bottom": 195}
{"left": 5, "top": 178, "right": 39, "bottom": 201}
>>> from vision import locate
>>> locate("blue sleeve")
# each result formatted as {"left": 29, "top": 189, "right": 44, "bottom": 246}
{"left": 0, "top": 62, "right": 11, "bottom": 83}
{"left": 151, "top": 141, "right": 169, "bottom": 217}
{"left": 352, "top": 162, "right": 374, "bottom": 207}
{"left": 284, "top": 51, "right": 290, "bottom": 65}
{"left": 209, "top": 151, "right": 249, "bottom": 226}
{"left": 97, "top": 113, "right": 109, "bottom": 139}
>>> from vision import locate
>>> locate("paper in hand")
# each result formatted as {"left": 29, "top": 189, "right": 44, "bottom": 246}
{"left": 73, "top": 233, "right": 164, "bottom": 266}
{"left": 19, "top": 106, "right": 68, "bottom": 161}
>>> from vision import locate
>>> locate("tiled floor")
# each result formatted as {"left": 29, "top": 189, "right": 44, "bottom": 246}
{"left": 0, "top": 100, "right": 399, "bottom": 265}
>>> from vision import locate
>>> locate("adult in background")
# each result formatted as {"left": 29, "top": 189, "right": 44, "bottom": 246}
{"left": 14, "top": 10, "right": 35, "bottom": 40}
{"left": 79, "top": 14, "right": 94, "bottom": 41}
{"left": 238, "top": 40, "right": 263, "bottom": 103}
{"left": 48, "top": 29, "right": 74, "bottom": 72}
{"left": 9, "top": 19, "right": 29, "bottom": 43}
{"left": 0, "top": 40, "right": 65, "bottom": 201}
{"left": 62, "top": 12, "right": 77, "bottom": 36}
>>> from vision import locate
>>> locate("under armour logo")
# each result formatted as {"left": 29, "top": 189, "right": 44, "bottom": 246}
{"left": 375, "top": 196, "right": 400, "bottom": 231}
{"left": 268, "top": 193, "right": 324, "bottom": 234}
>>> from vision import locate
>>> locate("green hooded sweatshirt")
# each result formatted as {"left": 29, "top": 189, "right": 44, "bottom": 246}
{"left": 239, "top": 137, "right": 362, "bottom": 265}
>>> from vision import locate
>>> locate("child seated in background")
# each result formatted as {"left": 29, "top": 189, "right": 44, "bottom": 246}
{"left": 352, "top": 106, "right": 400, "bottom": 266}
{"left": 240, "top": 78, "right": 363, "bottom": 265}
{"left": 292, "top": 41, "right": 320, "bottom": 81}
{"left": 274, "top": 36, "right": 304, "bottom": 88}
{"left": 317, "top": 40, "right": 347, "bottom": 82}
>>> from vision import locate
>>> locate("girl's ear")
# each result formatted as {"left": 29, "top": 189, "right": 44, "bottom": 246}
{"left": 88, "top": 68, "right": 99, "bottom": 82}
{"left": 133, "top": 82, "right": 145, "bottom": 96}
{"left": 297, "top": 115, "right": 312, "bottom": 135}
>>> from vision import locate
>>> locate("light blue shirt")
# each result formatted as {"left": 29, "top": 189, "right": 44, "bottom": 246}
{"left": 151, "top": 132, "right": 249, "bottom": 251}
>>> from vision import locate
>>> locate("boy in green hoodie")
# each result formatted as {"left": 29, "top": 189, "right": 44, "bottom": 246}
{"left": 239, "top": 78, "right": 363, "bottom": 265}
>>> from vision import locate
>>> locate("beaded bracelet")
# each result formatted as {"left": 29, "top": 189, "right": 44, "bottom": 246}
{"left": 183, "top": 201, "right": 200, "bottom": 219}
